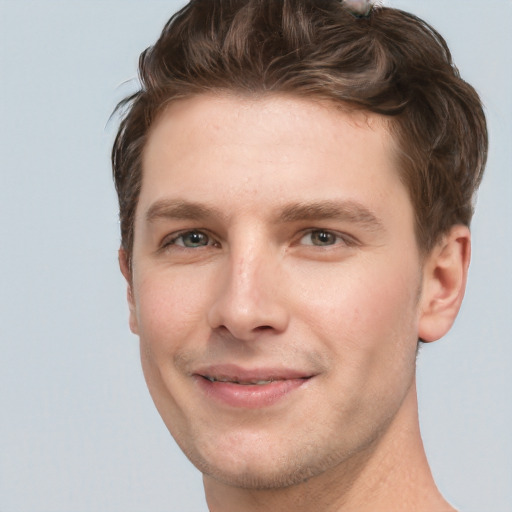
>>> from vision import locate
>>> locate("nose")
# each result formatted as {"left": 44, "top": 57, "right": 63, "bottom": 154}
{"left": 207, "top": 244, "right": 290, "bottom": 341}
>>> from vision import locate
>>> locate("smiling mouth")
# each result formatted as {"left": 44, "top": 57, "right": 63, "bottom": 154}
{"left": 194, "top": 367, "right": 314, "bottom": 408}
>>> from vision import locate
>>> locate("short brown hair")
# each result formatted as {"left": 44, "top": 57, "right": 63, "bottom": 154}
{"left": 112, "top": 0, "right": 487, "bottom": 261}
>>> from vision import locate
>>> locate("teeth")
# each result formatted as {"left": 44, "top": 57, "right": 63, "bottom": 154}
{"left": 204, "top": 376, "right": 276, "bottom": 385}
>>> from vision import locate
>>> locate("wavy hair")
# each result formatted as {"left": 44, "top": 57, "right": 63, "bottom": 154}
{"left": 112, "top": 0, "right": 487, "bottom": 262}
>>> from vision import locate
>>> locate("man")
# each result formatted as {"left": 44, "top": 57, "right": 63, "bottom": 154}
{"left": 112, "top": 0, "right": 487, "bottom": 510}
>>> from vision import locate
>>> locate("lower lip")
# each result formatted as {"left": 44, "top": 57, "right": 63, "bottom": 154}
{"left": 194, "top": 376, "right": 309, "bottom": 408}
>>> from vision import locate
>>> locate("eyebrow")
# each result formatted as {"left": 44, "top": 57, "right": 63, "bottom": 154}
{"left": 278, "top": 200, "right": 384, "bottom": 232}
{"left": 145, "top": 199, "right": 226, "bottom": 223}
{"left": 145, "top": 198, "right": 384, "bottom": 232}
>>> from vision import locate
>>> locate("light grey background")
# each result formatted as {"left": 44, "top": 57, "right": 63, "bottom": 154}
{"left": 0, "top": 1, "right": 510, "bottom": 511}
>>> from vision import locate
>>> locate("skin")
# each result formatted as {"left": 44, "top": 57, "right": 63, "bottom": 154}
{"left": 120, "top": 93, "right": 470, "bottom": 511}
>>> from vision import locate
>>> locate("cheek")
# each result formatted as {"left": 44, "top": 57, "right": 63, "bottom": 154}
{"left": 133, "top": 270, "right": 211, "bottom": 356}
{"left": 133, "top": 270, "right": 214, "bottom": 431}
{"left": 295, "top": 257, "right": 420, "bottom": 362}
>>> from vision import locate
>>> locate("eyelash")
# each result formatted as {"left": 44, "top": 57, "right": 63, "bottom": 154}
{"left": 162, "top": 230, "right": 218, "bottom": 249}
{"left": 298, "top": 229, "right": 356, "bottom": 248}
{"left": 161, "top": 228, "right": 356, "bottom": 251}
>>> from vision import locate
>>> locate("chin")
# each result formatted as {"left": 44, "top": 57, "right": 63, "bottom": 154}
{"left": 181, "top": 433, "right": 348, "bottom": 490}
{"left": 199, "top": 459, "right": 322, "bottom": 490}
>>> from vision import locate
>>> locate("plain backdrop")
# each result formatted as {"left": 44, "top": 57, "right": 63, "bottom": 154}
{"left": 0, "top": 1, "right": 510, "bottom": 511}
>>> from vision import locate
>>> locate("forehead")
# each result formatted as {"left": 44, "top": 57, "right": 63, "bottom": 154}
{"left": 138, "top": 93, "right": 408, "bottom": 225}
{"left": 145, "top": 93, "right": 393, "bottom": 160}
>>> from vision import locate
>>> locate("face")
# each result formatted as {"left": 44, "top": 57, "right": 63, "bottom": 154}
{"left": 126, "top": 94, "right": 425, "bottom": 489}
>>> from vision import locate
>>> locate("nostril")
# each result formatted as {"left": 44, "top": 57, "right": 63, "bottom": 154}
{"left": 256, "top": 325, "right": 273, "bottom": 331}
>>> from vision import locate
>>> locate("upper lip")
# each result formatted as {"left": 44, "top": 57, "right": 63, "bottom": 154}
{"left": 193, "top": 364, "right": 314, "bottom": 384}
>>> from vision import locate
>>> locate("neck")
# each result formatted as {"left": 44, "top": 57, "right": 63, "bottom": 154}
{"left": 203, "top": 381, "right": 456, "bottom": 512}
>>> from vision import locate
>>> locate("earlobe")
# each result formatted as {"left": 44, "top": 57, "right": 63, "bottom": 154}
{"left": 418, "top": 225, "right": 471, "bottom": 343}
{"left": 118, "top": 248, "right": 139, "bottom": 335}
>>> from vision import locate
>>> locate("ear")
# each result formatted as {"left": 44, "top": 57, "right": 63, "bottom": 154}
{"left": 118, "top": 248, "right": 139, "bottom": 335}
{"left": 418, "top": 225, "right": 471, "bottom": 342}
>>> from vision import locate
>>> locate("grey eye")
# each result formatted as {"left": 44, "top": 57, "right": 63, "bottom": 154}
{"left": 302, "top": 230, "right": 339, "bottom": 246}
{"left": 177, "top": 231, "right": 210, "bottom": 248}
